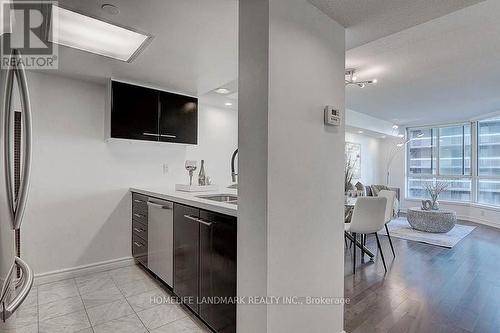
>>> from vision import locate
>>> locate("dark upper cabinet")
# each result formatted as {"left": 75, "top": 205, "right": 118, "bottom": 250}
{"left": 111, "top": 81, "right": 159, "bottom": 141}
{"left": 159, "top": 92, "right": 198, "bottom": 144}
{"left": 109, "top": 81, "right": 198, "bottom": 144}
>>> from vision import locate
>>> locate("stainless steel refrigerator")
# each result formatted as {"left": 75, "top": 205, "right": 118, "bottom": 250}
{"left": 0, "top": 45, "right": 34, "bottom": 325}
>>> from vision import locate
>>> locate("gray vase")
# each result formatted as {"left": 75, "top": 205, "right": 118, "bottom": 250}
{"left": 432, "top": 200, "right": 440, "bottom": 210}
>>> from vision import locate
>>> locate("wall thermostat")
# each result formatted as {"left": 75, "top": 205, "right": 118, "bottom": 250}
{"left": 324, "top": 106, "right": 341, "bottom": 126}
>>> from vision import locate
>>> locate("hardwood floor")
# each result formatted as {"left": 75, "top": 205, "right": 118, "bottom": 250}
{"left": 344, "top": 220, "right": 500, "bottom": 333}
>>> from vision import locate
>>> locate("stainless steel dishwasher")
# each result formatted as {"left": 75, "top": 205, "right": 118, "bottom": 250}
{"left": 147, "top": 198, "right": 174, "bottom": 287}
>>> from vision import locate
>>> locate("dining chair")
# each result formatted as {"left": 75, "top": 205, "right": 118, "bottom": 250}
{"left": 378, "top": 190, "right": 397, "bottom": 258}
{"left": 345, "top": 197, "right": 388, "bottom": 274}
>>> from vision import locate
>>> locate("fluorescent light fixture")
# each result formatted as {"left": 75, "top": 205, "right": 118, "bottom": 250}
{"left": 225, "top": 102, "right": 233, "bottom": 106}
{"left": 0, "top": 0, "right": 13, "bottom": 35}
{"left": 49, "top": 5, "right": 152, "bottom": 62}
{"left": 357, "top": 130, "right": 364, "bottom": 134}
{"left": 215, "top": 88, "right": 231, "bottom": 95}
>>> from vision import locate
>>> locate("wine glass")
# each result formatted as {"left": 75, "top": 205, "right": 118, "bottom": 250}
{"left": 185, "top": 160, "right": 197, "bottom": 186}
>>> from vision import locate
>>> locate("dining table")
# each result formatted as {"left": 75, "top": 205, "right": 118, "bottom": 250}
{"left": 345, "top": 196, "right": 375, "bottom": 259}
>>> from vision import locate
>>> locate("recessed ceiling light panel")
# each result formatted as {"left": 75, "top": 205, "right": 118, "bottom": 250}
{"left": 48, "top": 5, "right": 152, "bottom": 62}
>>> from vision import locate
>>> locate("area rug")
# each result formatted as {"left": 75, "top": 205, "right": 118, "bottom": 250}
{"left": 378, "top": 217, "right": 476, "bottom": 248}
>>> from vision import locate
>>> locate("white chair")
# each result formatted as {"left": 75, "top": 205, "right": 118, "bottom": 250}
{"left": 345, "top": 197, "right": 388, "bottom": 273}
{"left": 378, "top": 190, "right": 397, "bottom": 258}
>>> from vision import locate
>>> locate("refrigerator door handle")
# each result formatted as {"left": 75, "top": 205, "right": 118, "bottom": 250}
{"left": 2, "top": 53, "right": 16, "bottom": 230}
{"left": 3, "top": 257, "right": 34, "bottom": 320}
{"left": 4, "top": 50, "right": 33, "bottom": 230}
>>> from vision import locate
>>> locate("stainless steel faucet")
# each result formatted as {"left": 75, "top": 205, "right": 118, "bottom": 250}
{"left": 231, "top": 149, "right": 238, "bottom": 183}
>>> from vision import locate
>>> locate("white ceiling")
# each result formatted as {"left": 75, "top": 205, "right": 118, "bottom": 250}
{"left": 309, "top": 0, "right": 484, "bottom": 49}
{"left": 346, "top": 0, "right": 500, "bottom": 126}
{"left": 37, "top": 0, "right": 238, "bottom": 97}
{"left": 201, "top": 79, "right": 238, "bottom": 110}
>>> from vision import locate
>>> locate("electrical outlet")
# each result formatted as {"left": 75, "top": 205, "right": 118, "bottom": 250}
{"left": 162, "top": 164, "right": 169, "bottom": 174}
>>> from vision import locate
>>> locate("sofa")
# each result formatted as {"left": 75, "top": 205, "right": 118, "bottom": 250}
{"left": 365, "top": 185, "right": 401, "bottom": 216}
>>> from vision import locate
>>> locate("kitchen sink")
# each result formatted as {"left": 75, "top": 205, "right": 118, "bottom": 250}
{"left": 197, "top": 194, "right": 238, "bottom": 204}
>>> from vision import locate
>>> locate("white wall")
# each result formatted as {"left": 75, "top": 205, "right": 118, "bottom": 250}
{"left": 20, "top": 72, "right": 238, "bottom": 275}
{"left": 186, "top": 103, "right": 238, "bottom": 188}
{"left": 381, "top": 138, "right": 500, "bottom": 229}
{"left": 346, "top": 108, "right": 401, "bottom": 137}
{"left": 239, "top": 0, "right": 345, "bottom": 332}
{"left": 345, "top": 131, "right": 385, "bottom": 186}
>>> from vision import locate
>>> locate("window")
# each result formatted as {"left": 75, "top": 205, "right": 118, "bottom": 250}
{"left": 477, "top": 118, "right": 500, "bottom": 205}
{"left": 407, "top": 117, "right": 500, "bottom": 207}
{"left": 407, "top": 124, "right": 472, "bottom": 202}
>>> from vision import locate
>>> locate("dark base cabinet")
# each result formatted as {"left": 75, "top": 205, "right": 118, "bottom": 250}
{"left": 199, "top": 210, "right": 237, "bottom": 333}
{"left": 132, "top": 193, "right": 149, "bottom": 267}
{"left": 173, "top": 204, "right": 200, "bottom": 312}
{"left": 174, "top": 204, "right": 237, "bottom": 333}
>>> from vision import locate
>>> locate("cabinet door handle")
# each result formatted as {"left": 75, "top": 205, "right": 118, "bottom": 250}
{"left": 133, "top": 228, "right": 145, "bottom": 233}
{"left": 133, "top": 213, "right": 144, "bottom": 218}
{"left": 183, "top": 215, "right": 213, "bottom": 227}
{"left": 143, "top": 132, "right": 159, "bottom": 137}
{"left": 133, "top": 241, "right": 144, "bottom": 248}
{"left": 160, "top": 134, "right": 177, "bottom": 138}
{"left": 197, "top": 218, "right": 213, "bottom": 227}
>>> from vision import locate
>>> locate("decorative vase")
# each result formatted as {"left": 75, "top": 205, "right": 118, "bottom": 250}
{"left": 198, "top": 160, "right": 206, "bottom": 186}
{"left": 421, "top": 200, "right": 432, "bottom": 211}
{"left": 432, "top": 200, "right": 440, "bottom": 210}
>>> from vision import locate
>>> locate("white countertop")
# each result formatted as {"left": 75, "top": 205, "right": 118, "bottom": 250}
{"left": 130, "top": 187, "right": 237, "bottom": 217}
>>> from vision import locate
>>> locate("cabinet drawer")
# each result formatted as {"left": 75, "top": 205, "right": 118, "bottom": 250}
{"left": 132, "top": 211, "right": 147, "bottom": 225}
{"left": 132, "top": 220, "right": 148, "bottom": 241}
{"left": 132, "top": 193, "right": 148, "bottom": 215}
{"left": 132, "top": 234, "right": 148, "bottom": 267}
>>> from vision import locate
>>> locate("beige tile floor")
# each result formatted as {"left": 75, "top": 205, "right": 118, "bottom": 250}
{"left": 1, "top": 264, "right": 211, "bottom": 333}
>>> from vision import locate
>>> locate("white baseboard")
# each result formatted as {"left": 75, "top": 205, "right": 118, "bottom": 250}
{"left": 458, "top": 215, "right": 500, "bottom": 229}
{"left": 34, "top": 256, "right": 135, "bottom": 286}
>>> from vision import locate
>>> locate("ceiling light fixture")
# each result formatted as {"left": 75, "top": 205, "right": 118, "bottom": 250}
{"left": 101, "top": 4, "right": 120, "bottom": 15}
{"left": 215, "top": 88, "right": 230, "bottom": 95}
{"left": 225, "top": 102, "right": 233, "bottom": 106}
{"left": 358, "top": 130, "right": 364, "bottom": 134}
{"left": 48, "top": 5, "right": 152, "bottom": 62}
{"left": 345, "top": 69, "right": 377, "bottom": 88}
{"left": 392, "top": 125, "right": 399, "bottom": 130}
